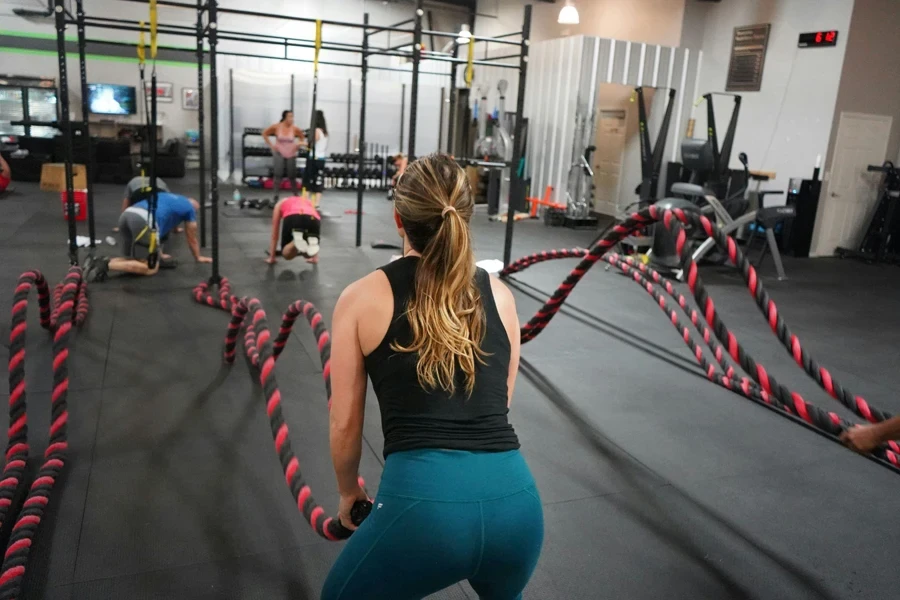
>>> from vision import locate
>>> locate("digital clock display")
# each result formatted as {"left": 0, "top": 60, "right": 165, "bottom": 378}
{"left": 798, "top": 31, "right": 838, "bottom": 47}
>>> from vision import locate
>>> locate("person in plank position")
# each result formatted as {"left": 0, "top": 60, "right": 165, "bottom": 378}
{"left": 265, "top": 194, "right": 321, "bottom": 265}
{"left": 113, "top": 173, "right": 170, "bottom": 232}
{"left": 85, "top": 191, "right": 210, "bottom": 281}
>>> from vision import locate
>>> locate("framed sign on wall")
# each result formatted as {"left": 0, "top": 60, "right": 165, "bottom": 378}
{"left": 726, "top": 24, "right": 771, "bottom": 92}
{"left": 144, "top": 81, "right": 174, "bottom": 103}
{"left": 182, "top": 88, "right": 200, "bottom": 110}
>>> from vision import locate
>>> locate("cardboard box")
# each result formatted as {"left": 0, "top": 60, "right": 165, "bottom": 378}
{"left": 40, "top": 163, "right": 87, "bottom": 192}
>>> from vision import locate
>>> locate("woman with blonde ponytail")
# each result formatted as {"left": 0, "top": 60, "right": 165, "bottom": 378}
{"left": 324, "top": 153, "right": 543, "bottom": 600}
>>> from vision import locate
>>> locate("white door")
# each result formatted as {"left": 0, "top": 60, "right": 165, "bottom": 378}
{"left": 811, "top": 112, "right": 892, "bottom": 256}
{"left": 593, "top": 109, "right": 627, "bottom": 216}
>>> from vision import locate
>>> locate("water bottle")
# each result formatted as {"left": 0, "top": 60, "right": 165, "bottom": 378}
{"left": 229, "top": 187, "right": 241, "bottom": 206}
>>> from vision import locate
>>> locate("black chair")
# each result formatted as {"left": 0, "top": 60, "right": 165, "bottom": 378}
{"left": 155, "top": 138, "right": 187, "bottom": 179}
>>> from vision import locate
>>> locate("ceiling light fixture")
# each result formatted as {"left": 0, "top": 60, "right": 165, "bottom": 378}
{"left": 558, "top": 1, "right": 579, "bottom": 25}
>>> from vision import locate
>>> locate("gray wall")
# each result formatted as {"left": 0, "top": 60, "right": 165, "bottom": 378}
{"left": 824, "top": 0, "right": 900, "bottom": 171}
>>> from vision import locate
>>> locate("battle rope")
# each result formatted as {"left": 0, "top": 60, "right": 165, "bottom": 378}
{"left": 503, "top": 206, "right": 894, "bottom": 427}
{"left": 500, "top": 212, "right": 900, "bottom": 469}
{"left": 601, "top": 253, "right": 900, "bottom": 470}
{"left": 2, "top": 267, "right": 88, "bottom": 599}
{"left": 193, "top": 279, "right": 371, "bottom": 540}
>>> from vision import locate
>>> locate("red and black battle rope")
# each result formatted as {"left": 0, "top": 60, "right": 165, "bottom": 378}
{"left": 194, "top": 279, "right": 371, "bottom": 540}
{"left": 2, "top": 267, "right": 88, "bottom": 599}
{"left": 506, "top": 206, "right": 894, "bottom": 425}
{"left": 501, "top": 207, "right": 898, "bottom": 469}
{"left": 600, "top": 253, "right": 900, "bottom": 469}
{"left": 502, "top": 248, "right": 590, "bottom": 276}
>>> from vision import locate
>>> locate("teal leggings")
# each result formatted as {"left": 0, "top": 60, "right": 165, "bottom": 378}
{"left": 322, "top": 449, "right": 544, "bottom": 600}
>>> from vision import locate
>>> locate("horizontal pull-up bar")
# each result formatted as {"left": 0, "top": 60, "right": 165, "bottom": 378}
{"left": 80, "top": 16, "right": 370, "bottom": 54}
{"left": 215, "top": 48, "right": 449, "bottom": 76}
{"left": 422, "top": 30, "right": 522, "bottom": 46}
{"left": 82, "top": 15, "right": 363, "bottom": 49}
{"left": 117, "top": 0, "right": 384, "bottom": 31}
{"left": 117, "top": 0, "right": 203, "bottom": 9}
{"left": 366, "top": 18, "right": 414, "bottom": 35}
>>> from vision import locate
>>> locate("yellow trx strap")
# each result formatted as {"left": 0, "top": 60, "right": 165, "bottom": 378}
{"left": 464, "top": 36, "right": 475, "bottom": 88}
{"left": 150, "top": 0, "right": 158, "bottom": 60}
{"left": 137, "top": 21, "right": 147, "bottom": 65}
{"left": 314, "top": 19, "right": 323, "bottom": 75}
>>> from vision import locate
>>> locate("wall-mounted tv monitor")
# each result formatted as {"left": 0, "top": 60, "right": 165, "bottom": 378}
{"left": 88, "top": 83, "right": 137, "bottom": 115}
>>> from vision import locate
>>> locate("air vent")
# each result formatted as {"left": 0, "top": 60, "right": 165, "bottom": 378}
{"left": 726, "top": 24, "right": 770, "bottom": 92}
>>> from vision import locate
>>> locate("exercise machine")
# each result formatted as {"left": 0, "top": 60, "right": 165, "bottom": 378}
{"left": 657, "top": 152, "right": 793, "bottom": 280}
{"left": 835, "top": 162, "right": 900, "bottom": 264}
{"left": 681, "top": 92, "right": 742, "bottom": 201}
{"left": 635, "top": 87, "right": 677, "bottom": 205}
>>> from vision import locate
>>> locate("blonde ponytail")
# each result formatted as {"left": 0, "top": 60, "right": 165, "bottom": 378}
{"left": 391, "top": 154, "right": 486, "bottom": 396}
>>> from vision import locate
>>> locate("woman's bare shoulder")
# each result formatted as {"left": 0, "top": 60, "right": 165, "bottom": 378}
{"left": 339, "top": 269, "right": 391, "bottom": 309}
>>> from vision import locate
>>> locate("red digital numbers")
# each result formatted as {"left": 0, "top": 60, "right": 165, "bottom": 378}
{"left": 825, "top": 31, "right": 836, "bottom": 43}
{"left": 815, "top": 32, "right": 823, "bottom": 43}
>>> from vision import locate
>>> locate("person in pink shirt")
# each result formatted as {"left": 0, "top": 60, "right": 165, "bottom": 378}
{"left": 266, "top": 194, "right": 321, "bottom": 265}
{"left": 262, "top": 110, "right": 307, "bottom": 201}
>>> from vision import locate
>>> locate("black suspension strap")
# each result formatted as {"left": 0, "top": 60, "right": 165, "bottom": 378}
{"left": 146, "top": 0, "right": 161, "bottom": 269}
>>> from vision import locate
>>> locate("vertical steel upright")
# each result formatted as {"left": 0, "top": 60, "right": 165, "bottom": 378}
{"left": 208, "top": 0, "right": 221, "bottom": 284}
{"left": 228, "top": 68, "right": 234, "bottom": 180}
{"left": 399, "top": 83, "right": 405, "bottom": 153}
{"left": 356, "top": 14, "right": 369, "bottom": 248}
{"left": 346, "top": 78, "right": 352, "bottom": 153}
{"left": 75, "top": 0, "right": 95, "bottom": 248}
{"left": 438, "top": 86, "right": 445, "bottom": 151}
{"left": 408, "top": 0, "right": 423, "bottom": 159}
{"left": 502, "top": 5, "right": 531, "bottom": 269}
{"left": 447, "top": 41, "right": 458, "bottom": 154}
{"left": 196, "top": 0, "right": 207, "bottom": 247}
{"left": 55, "top": 0, "right": 78, "bottom": 265}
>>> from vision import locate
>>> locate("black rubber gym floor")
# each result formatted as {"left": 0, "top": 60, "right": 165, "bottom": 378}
{"left": 2, "top": 176, "right": 899, "bottom": 599}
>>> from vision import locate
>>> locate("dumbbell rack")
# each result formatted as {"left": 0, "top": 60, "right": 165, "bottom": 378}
{"left": 240, "top": 127, "right": 310, "bottom": 184}
{"left": 322, "top": 143, "right": 396, "bottom": 192}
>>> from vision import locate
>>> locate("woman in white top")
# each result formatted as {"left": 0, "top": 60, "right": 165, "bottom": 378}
{"left": 306, "top": 110, "right": 329, "bottom": 207}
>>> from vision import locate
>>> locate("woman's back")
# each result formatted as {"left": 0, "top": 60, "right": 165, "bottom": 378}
{"left": 323, "top": 153, "right": 542, "bottom": 600}
{"left": 365, "top": 256, "right": 519, "bottom": 458}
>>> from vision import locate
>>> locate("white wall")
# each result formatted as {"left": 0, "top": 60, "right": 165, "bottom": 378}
{"left": 3, "top": 0, "right": 453, "bottom": 175}
{"left": 686, "top": 0, "right": 854, "bottom": 195}
{"left": 0, "top": 50, "right": 209, "bottom": 141}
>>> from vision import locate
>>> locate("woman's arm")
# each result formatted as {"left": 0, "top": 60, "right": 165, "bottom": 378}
{"left": 490, "top": 276, "right": 521, "bottom": 407}
{"left": 262, "top": 124, "right": 277, "bottom": 150}
{"left": 266, "top": 200, "right": 283, "bottom": 262}
{"left": 329, "top": 281, "right": 369, "bottom": 498}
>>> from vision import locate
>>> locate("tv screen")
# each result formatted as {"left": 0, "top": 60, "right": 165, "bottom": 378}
{"left": 88, "top": 83, "right": 137, "bottom": 115}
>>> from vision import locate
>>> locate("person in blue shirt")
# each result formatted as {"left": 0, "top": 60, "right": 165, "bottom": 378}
{"left": 84, "top": 191, "right": 211, "bottom": 281}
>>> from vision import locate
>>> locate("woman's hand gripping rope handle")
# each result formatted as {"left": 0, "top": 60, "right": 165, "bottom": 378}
{"left": 193, "top": 279, "right": 372, "bottom": 539}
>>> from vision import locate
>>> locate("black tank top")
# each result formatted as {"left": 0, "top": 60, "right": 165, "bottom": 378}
{"left": 365, "top": 257, "right": 520, "bottom": 458}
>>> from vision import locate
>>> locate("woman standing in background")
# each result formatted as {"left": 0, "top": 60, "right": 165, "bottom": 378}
{"left": 306, "top": 109, "right": 329, "bottom": 207}
{"left": 263, "top": 110, "right": 306, "bottom": 203}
